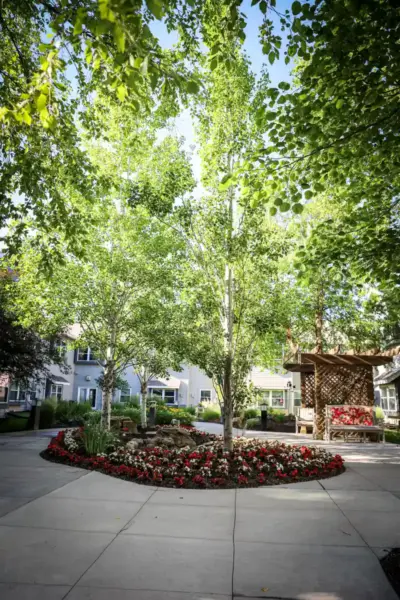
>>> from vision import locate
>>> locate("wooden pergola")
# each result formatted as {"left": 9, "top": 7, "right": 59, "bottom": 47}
{"left": 284, "top": 352, "right": 393, "bottom": 438}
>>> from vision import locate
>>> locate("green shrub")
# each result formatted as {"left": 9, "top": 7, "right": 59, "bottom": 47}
{"left": 0, "top": 413, "right": 29, "bottom": 433}
{"left": 183, "top": 405, "right": 196, "bottom": 415}
{"left": 246, "top": 417, "right": 262, "bottom": 430}
{"left": 155, "top": 409, "right": 174, "bottom": 425}
{"left": 124, "top": 408, "right": 141, "bottom": 424}
{"left": 111, "top": 404, "right": 126, "bottom": 416}
{"left": 244, "top": 407, "right": 260, "bottom": 420}
{"left": 84, "top": 411, "right": 101, "bottom": 425}
{"left": 55, "top": 401, "right": 92, "bottom": 424}
{"left": 375, "top": 406, "right": 385, "bottom": 420}
{"left": 82, "top": 423, "right": 116, "bottom": 455}
{"left": 202, "top": 409, "right": 221, "bottom": 422}
{"left": 122, "top": 395, "right": 140, "bottom": 408}
{"left": 271, "top": 412, "right": 287, "bottom": 423}
{"left": 39, "top": 398, "right": 57, "bottom": 428}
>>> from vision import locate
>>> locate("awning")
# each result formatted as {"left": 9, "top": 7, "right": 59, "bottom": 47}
{"left": 374, "top": 367, "right": 400, "bottom": 386}
{"left": 49, "top": 376, "right": 70, "bottom": 386}
{"left": 284, "top": 352, "right": 393, "bottom": 372}
{"left": 148, "top": 376, "right": 181, "bottom": 389}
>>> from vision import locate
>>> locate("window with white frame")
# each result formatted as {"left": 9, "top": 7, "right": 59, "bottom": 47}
{"left": 8, "top": 382, "right": 27, "bottom": 403}
{"left": 78, "top": 387, "right": 97, "bottom": 408}
{"left": 260, "top": 390, "right": 286, "bottom": 408}
{"left": 148, "top": 388, "right": 176, "bottom": 404}
{"left": 120, "top": 388, "right": 131, "bottom": 403}
{"left": 380, "top": 386, "right": 397, "bottom": 412}
{"left": 200, "top": 389, "right": 212, "bottom": 403}
{"left": 77, "top": 347, "right": 97, "bottom": 361}
{"left": 54, "top": 339, "right": 67, "bottom": 357}
{"left": 50, "top": 384, "right": 63, "bottom": 401}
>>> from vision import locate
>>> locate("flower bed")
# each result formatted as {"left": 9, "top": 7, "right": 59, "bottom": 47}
{"left": 41, "top": 427, "right": 345, "bottom": 489}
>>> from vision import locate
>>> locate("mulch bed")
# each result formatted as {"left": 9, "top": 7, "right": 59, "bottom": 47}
{"left": 381, "top": 549, "right": 400, "bottom": 598}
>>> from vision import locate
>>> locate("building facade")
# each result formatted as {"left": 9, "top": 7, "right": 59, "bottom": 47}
{"left": 1, "top": 341, "right": 302, "bottom": 414}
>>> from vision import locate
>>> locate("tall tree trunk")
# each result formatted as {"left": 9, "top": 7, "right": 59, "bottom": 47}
{"left": 223, "top": 351, "right": 233, "bottom": 451}
{"left": 315, "top": 289, "right": 324, "bottom": 354}
{"left": 101, "top": 360, "right": 113, "bottom": 430}
{"left": 314, "top": 288, "right": 325, "bottom": 438}
{"left": 140, "top": 378, "right": 148, "bottom": 429}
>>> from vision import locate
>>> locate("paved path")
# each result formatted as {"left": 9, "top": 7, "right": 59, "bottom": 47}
{"left": 0, "top": 430, "right": 400, "bottom": 599}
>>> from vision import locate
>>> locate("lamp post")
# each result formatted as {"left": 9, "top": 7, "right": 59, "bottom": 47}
{"left": 260, "top": 402, "right": 268, "bottom": 431}
{"left": 148, "top": 398, "right": 157, "bottom": 427}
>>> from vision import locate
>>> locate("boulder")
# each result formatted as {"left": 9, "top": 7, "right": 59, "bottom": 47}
{"left": 157, "top": 427, "right": 196, "bottom": 449}
{"left": 126, "top": 439, "right": 141, "bottom": 452}
{"left": 148, "top": 435, "right": 175, "bottom": 448}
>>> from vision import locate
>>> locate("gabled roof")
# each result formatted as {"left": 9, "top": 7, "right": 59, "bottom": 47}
{"left": 374, "top": 367, "right": 400, "bottom": 385}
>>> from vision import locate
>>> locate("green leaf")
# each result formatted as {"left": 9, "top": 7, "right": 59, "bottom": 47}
{"left": 134, "top": 57, "right": 144, "bottom": 68}
{"left": 280, "top": 202, "right": 290, "bottom": 212}
{"left": 259, "top": 0, "right": 267, "bottom": 14}
{"left": 117, "top": 84, "right": 128, "bottom": 101}
{"left": 36, "top": 94, "right": 47, "bottom": 111}
{"left": 113, "top": 24, "right": 126, "bottom": 53}
{"left": 336, "top": 98, "right": 344, "bottom": 109}
{"left": 292, "top": 1, "right": 302, "bottom": 15}
{"left": 292, "top": 203, "right": 303, "bottom": 214}
{"left": 219, "top": 174, "right": 234, "bottom": 191}
{"left": 304, "top": 190, "right": 313, "bottom": 200}
{"left": 187, "top": 80, "right": 200, "bottom": 94}
{"left": 268, "top": 52, "right": 275, "bottom": 65}
{"left": 146, "top": 0, "right": 164, "bottom": 20}
{"left": 270, "top": 206, "right": 278, "bottom": 216}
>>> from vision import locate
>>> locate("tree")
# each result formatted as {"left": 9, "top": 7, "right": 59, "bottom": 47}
{"left": 0, "top": 279, "right": 66, "bottom": 387}
{"left": 164, "top": 48, "right": 291, "bottom": 450}
{"left": 10, "top": 206, "right": 185, "bottom": 428}
{"left": 249, "top": 1, "right": 400, "bottom": 289}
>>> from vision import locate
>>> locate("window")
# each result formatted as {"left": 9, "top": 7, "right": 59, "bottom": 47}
{"left": 148, "top": 388, "right": 176, "bottom": 404}
{"left": 50, "top": 384, "right": 63, "bottom": 401}
{"left": 271, "top": 390, "right": 285, "bottom": 408}
{"left": 77, "top": 347, "right": 97, "bottom": 362}
{"left": 8, "top": 382, "right": 27, "bottom": 403}
{"left": 164, "top": 389, "right": 175, "bottom": 404}
{"left": 120, "top": 388, "right": 131, "bottom": 403}
{"left": 200, "top": 390, "right": 212, "bottom": 403}
{"left": 78, "top": 387, "right": 97, "bottom": 408}
{"left": 381, "top": 386, "right": 397, "bottom": 412}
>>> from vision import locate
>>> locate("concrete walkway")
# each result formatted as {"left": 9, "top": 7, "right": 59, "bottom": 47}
{"left": 0, "top": 430, "right": 400, "bottom": 599}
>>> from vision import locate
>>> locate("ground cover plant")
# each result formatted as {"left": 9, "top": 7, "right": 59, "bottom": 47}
{"left": 42, "top": 426, "right": 344, "bottom": 489}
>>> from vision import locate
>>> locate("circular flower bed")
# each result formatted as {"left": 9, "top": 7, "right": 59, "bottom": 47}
{"left": 42, "top": 427, "right": 344, "bottom": 488}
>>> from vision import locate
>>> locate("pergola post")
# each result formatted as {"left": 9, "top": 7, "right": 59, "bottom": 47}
{"left": 314, "top": 363, "right": 325, "bottom": 439}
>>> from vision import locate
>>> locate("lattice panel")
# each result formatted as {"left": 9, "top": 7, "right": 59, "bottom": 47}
{"left": 301, "top": 372, "right": 315, "bottom": 408}
{"left": 301, "top": 365, "right": 374, "bottom": 409}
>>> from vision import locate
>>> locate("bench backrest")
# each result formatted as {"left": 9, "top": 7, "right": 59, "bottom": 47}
{"left": 326, "top": 405, "right": 374, "bottom": 426}
{"left": 297, "top": 407, "right": 314, "bottom": 421}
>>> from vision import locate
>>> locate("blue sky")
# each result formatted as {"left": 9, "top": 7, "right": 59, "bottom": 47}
{"left": 151, "top": 0, "right": 294, "bottom": 179}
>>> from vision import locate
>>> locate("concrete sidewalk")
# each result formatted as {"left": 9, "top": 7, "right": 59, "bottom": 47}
{"left": 0, "top": 430, "right": 399, "bottom": 599}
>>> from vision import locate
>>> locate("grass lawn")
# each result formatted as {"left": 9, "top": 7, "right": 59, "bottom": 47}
{"left": 0, "top": 412, "right": 30, "bottom": 433}
{"left": 385, "top": 429, "right": 400, "bottom": 444}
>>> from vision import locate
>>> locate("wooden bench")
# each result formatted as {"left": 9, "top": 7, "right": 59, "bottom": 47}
{"left": 295, "top": 408, "right": 314, "bottom": 434}
{"left": 325, "top": 405, "right": 385, "bottom": 443}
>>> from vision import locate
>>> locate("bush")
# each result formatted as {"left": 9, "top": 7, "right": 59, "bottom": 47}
{"left": 375, "top": 406, "right": 385, "bottom": 420}
{"left": 244, "top": 408, "right": 260, "bottom": 420}
{"left": 82, "top": 423, "right": 116, "bottom": 455}
{"left": 246, "top": 417, "right": 262, "bottom": 430}
{"left": 111, "top": 404, "right": 126, "bottom": 416}
{"left": 202, "top": 409, "right": 221, "bottom": 422}
{"left": 39, "top": 398, "right": 57, "bottom": 428}
{"left": 183, "top": 405, "right": 196, "bottom": 415}
{"left": 122, "top": 395, "right": 140, "bottom": 408}
{"left": 84, "top": 411, "right": 101, "bottom": 425}
{"left": 155, "top": 408, "right": 194, "bottom": 426}
{"left": 124, "top": 408, "right": 141, "bottom": 424}
{"left": 55, "top": 401, "right": 92, "bottom": 425}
